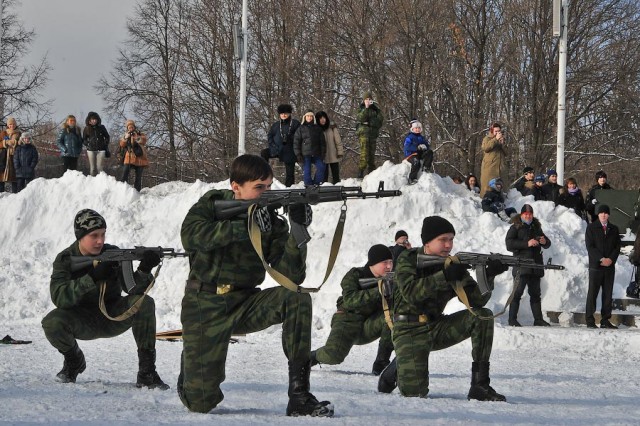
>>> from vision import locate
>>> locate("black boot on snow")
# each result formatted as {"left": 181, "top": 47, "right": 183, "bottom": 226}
{"left": 377, "top": 357, "right": 397, "bottom": 393}
{"left": 310, "top": 350, "right": 319, "bottom": 367}
{"left": 467, "top": 361, "right": 506, "bottom": 402}
{"left": 56, "top": 343, "right": 86, "bottom": 383}
{"left": 136, "top": 348, "right": 170, "bottom": 390}
{"left": 286, "top": 360, "right": 334, "bottom": 417}
{"left": 371, "top": 343, "right": 393, "bottom": 376}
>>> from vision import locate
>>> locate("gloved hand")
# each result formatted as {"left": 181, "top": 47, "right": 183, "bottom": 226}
{"left": 417, "top": 144, "right": 427, "bottom": 151}
{"left": 289, "top": 203, "right": 313, "bottom": 226}
{"left": 591, "top": 198, "right": 597, "bottom": 205}
{"left": 89, "top": 261, "right": 119, "bottom": 283}
{"left": 253, "top": 206, "right": 272, "bottom": 233}
{"left": 138, "top": 250, "right": 161, "bottom": 273}
{"left": 443, "top": 262, "right": 470, "bottom": 282}
{"left": 485, "top": 259, "right": 509, "bottom": 278}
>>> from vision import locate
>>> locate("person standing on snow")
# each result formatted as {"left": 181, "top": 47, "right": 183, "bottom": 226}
{"left": 56, "top": 115, "right": 83, "bottom": 173}
{"left": 13, "top": 132, "right": 39, "bottom": 192}
{"left": 356, "top": 91, "right": 384, "bottom": 178}
{"left": 82, "top": 111, "right": 111, "bottom": 176}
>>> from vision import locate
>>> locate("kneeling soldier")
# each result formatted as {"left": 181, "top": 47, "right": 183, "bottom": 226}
{"left": 311, "top": 244, "right": 394, "bottom": 375}
{"left": 42, "top": 209, "right": 168, "bottom": 389}
{"left": 379, "top": 216, "right": 508, "bottom": 401}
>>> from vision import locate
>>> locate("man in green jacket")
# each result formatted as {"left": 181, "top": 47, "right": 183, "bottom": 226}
{"left": 177, "top": 154, "right": 333, "bottom": 417}
{"left": 41, "top": 209, "right": 167, "bottom": 389}
{"left": 378, "top": 216, "right": 508, "bottom": 401}
{"left": 311, "top": 244, "right": 394, "bottom": 375}
{"left": 356, "top": 91, "right": 384, "bottom": 178}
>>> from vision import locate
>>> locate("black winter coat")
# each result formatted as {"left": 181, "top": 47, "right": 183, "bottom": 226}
{"left": 542, "top": 182, "right": 562, "bottom": 203}
{"left": 585, "top": 220, "right": 620, "bottom": 269}
{"left": 294, "top": 122, "right": 326, "bottom": 158}
{"left": 481, "top": 188, "right": 506, "bottom": 213}
{"left": 267, "top": 117, "right": 300, "bottom": 164}
{"left": 556, "top": 188, "right": 586, "bottom": 219}
{"left": 13, "top": 143, "right": 39, "bottom": 178}
{"left": 585, "top": 183, "right": 612, "bottom": 218}
{"left": 505, "top": 215, "right": 551, "bottom": 277}
{"left": 83, "top": 125, "right": 110, "bottom": 152}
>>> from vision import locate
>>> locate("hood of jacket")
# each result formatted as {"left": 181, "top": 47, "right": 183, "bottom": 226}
{"left": 85, "top": 111, "right": 102, "bottom": 126}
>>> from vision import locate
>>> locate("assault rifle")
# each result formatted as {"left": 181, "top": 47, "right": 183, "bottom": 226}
{"left": 358, "top": 252, "right": 565, "bottom": 296}
{"left": 214, "top": 182, "right": 402, "bottom": 247}
{"left": 70, "top": 247, "right": 188, "bottom": 292}
{"left": 358, "top": 272, "right": 395, "bottom": 297}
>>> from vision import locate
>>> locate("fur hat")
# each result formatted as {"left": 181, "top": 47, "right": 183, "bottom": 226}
{"left": 595, "top": 170, "right": 607, "bottom": 180}
{"left": 366, "top": 244, "right": 393, "bottom": 266}
{"left": 521, "top": 204, "right": 534, "bottom": 214}
{"left": 394, "top": 230, "right": 408, "bottom": 241}
{"left": 277, "top": 104, "right": 293, "bottom": 114}
{"left": 74, "top": 209, "right": 106, "bottom": 240}
{"left": 523, "top": 166, "right": 534, "bottom": 174}
{"left": 125, "top": 119, "right": 136, "bottom": 129}
{"left": 421, "top": 216, "right": 455, "bottom": 245}
{"left": 597, "top": 204, "right": 610, "bottom": 215}
{"left": 411, "top": 121, "right": 422, "bottom": 131}
{"left": 362, "top": 91, "right": 373, "bottom": 100}
{"left": 315, "top": 110, "right": 330, "bottom": 129}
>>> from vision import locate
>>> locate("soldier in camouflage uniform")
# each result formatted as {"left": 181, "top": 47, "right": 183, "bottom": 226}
{"left": 177, "top": 154, "right": 333, "bottom": 417}
{"left": 41, "top": 209, "right": 168, "bottom": 389}
{"left": 356, "top": 91, "right": 384, "bottom": 178}
{"left": 378, "top": 216, "right": 508, "bottom": 401}
{"left": 311, "top": 244, "right": 394, "bottom": 375}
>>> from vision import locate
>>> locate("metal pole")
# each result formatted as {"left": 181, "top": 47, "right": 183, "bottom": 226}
{"left": 237, "top": 0, "right": 248, "bottom": 155}
{"left": 556, "top": 0, "right": 568, "bottom": 183}
{"left": 0, "top": 0, "right": 4, "bottom": 119}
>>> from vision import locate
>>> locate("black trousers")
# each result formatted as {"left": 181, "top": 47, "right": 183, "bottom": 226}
{"left": 62, "top": 157, "right": 78, "bottom": 172}
{"left": 509, "top": 274, "right": 542, "bottom": 322}
{"left": 121, "top": 164, "right": 144, "bottom": 191}
{"left": 586, "top": 267, "right": 615, "bottom": 323}
{"left": 325, "top": 162, "right": 340, "bottom": 184}
{"left": 16, "top": 178, "right": 33, "bottom": 192}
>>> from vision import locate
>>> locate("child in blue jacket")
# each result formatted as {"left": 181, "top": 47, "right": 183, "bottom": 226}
{"left": 403, "top": 121, "right": 433, "bottom": 184}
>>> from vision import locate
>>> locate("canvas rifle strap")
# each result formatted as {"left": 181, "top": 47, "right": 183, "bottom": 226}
{"left": 446, "top": 256, "right": 516, "bottom": 320}
{"left": 248, "top": 203, "right": 346, "bottom": 293}
{"left": 98, "top": 263, "right": 162, "bottom": 322}
{"left": 378, "top": 280, "right": 394, "bottom": 330}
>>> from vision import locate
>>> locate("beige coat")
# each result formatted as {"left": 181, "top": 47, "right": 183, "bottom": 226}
{"left": 1, "top": 129, "right": 21, "bottom": 182}
{"left": 323, "top": 125, "right": 344, "bottom": 164}
{"left": 480, "top": 134, "right": 507, "bottom": 197}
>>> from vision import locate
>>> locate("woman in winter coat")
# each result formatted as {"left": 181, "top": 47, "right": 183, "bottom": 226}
{"left": 13, "top": 132, "right": 39, "bottom": 192}
{"left": 316, "top": 111, "right": 343, "bottom": 184}
{"left": 83, "top": 111, "right": 111, "bottom": 176}
{"left": 556, "top": 177, "right": 586, "bottom": 221}
{"left": 294, "top": 110, "right": 326, "bottom": 186}
{"left": 465, "top": 173, "right": 481, "bottom": 195}
{"left": 118, "top": 119, "right": 148, "bottom": 191}
{"left": 57, "top": 115, "right": 84, "bottom": 172}
{"left": 0, "top": 116, "right": 21, "bottom": 193}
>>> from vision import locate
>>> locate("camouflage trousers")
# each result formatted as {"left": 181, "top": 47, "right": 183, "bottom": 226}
{"left": 314, "top": 310, "right": 392, "bottom": 365}
{"left": 358, "top": 135, "right": 378, "bottom": 173}
{"left": 393, "top": 308, "right": 494, "bottom": 397}
{"left": 41, "top": 295, "right": 156, "bottom": 354}
{"left": 178, "top": 286, "right": 312, "bottom": 413}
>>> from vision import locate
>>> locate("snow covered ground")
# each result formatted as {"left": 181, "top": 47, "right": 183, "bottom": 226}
{"left": 1, "top": 163, "right": 639, "bottom": 424}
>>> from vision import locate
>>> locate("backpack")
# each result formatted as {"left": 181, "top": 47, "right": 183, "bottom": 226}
{"left": 627, "top": 266, "right": 640, "bottom": 299}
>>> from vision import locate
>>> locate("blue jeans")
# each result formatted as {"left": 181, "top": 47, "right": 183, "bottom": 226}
{"left": 303, "top": 156, "right": 325, "bottom": 186}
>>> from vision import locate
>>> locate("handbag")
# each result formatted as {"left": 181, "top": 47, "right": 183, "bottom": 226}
{"left": 626, "top": 266, "right": 640, "bottom": 299}
{"left": 132, "top": 142, "right": 144, "bottom": 158}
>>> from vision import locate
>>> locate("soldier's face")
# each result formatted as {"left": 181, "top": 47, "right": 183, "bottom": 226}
{"left": 79, "top": 229, "right": 106, "bottom": 256}
{"left": 423, "top": 233, "right": 454, "bottom": 257}
{"left": 231, "top": 177, "right": 273, "bottom": 200}
{"left": 370, "top": 259, "right": 393, "bottom": 277}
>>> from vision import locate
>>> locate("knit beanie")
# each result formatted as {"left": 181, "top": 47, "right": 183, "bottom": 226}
{"left": 74, "top": 209, "right": 106, "bottom": 240}
{"left": 595, "top": 170, "right": 607, "bottom": 180}
{"left": 597, "top": 204, "right": 610, "bottom": 215}
{"left": 362, "top": 91, "right": 373, "bottom": 100}
{"left": 523, "top": 166, "right": 534, "bottom": 174}
{"left": 366, "top": 244, "right": 393, "bottom": 266}
{"left": 421, "top": 216, "right": 456, "bottom": 245}
{"left": 411, "top": 121, "right": 422, "bottom": 131}
{"left": 521, "top": 204, "right": 534, "bottom": 214}
{"left": 534, "top": 175, "right": 545, "bottom": 183}
{"left": 394, "top": 230, "right": 408, "bottom": 241}
{"left": 547, "top": 169, "right": 557, "bottom": 177}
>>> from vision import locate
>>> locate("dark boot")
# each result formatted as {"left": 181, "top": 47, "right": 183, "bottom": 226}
{"left": 310, "top": 350, "right": 319, "bottom": 367}
{"left": 467, "top": 362, "right": 506, "bottom": 402}
{"left": 286, "top": 360, "right": 334, "bottom": 417}
{"left": 531, "top": 301, "right": 550, "bottom": 326}
{"left": 377, "top": 357, "right": 397, "bottom": 393}
{"left": 56, "top": 343, "right": 86, "bottom": 383}
{"left": 508, "top": 300, "right": 520, "bottom": 327}
{"left": 357, "top": 169, "right": 365, "bottom": 179}
{"left": 371, "top": 343, "right": 393, "bottom": 376}
{"left": 136, "top": 348, "right": 169, "bottom": 390}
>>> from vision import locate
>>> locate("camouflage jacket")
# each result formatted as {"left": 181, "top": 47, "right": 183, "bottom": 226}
{"left": 180, "top": 189, "right": 306, "bottom": 289}
{"left": 336, "top": 266, "right": 382, "bottom": 317}
{"left": 49, "top": 242, "right": 153, "bottom": 309}
{"left": 356, "top": 103, "right": 384, "bottom": 139}
{"left": 393, "top": 248, "right": 491, "bottom": 320}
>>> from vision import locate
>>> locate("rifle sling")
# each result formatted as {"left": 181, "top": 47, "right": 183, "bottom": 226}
{"left": 98, "top": 263, "right": 161, "bottom": 322}
{"left": 378, "top": 280, "right": 394, "bottom": 330}
{"left": 248, "top": 203, "right": 346, "bottom": 293}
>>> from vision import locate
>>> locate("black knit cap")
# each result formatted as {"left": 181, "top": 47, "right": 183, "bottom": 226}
{"left": 521, "top": 204, "right": 534, "bottom": 214}
{"left": 597, "top": 204, "right": 610, "bottom": 214}
{"left": 421, "top": 216, "right": 456, "bottom": 245}
{"left": 394, "top": 230, "right": 408, "bottom": 240}
{"left": 523, "top": 166, "right": 534, "bottom": 174}
{"left": 595, "top": 170, "right": 607, "bottom": 180}
{"left": 277, "top": 104, "right": 292, "bottom": 114}
{"left": 74, "top": 209, "right": 106, "bottom": 240}
{"left": 366, "top": 244, "right": 393, "bottom": 266}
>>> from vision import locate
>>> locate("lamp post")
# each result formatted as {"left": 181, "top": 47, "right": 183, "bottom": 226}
{"left": 553, "top": 0, "right": 568, "bottom": 183}
{"left": 237, "top": 0, "right": 248, "bottom": 155}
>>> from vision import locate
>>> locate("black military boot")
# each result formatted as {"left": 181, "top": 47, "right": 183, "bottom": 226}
{"left": 310, "top": 350, "right": 319, "bottom": 367}
{"left": 56, "top": 342, "right": 86, "bottom": 383}
{"left": 286, "top": 360, "right": 334, "bottom": 417}
{"left": 377, "top": 357, "right": 397, "bottom": 393}
{"left": 136, "top": 348, "right": 170, "bottom": 390}
{"left": 532, "top": 301, "right": 550, "bottom": 326}
{"left": 371, "top": 343, "right": 393, "bottom": 376}
{"left": 467, "top": 361, "right": 506, "bottom": 402}
{"left": 508, "top": 300, "right": 521, "bottom": 327}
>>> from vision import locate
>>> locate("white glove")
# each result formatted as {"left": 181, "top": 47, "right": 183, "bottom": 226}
{"left": 591, "top": 199, "right": 597, "bottom": 205}
{"left": 417, "top": 144, "right": 427, "bottom": 151}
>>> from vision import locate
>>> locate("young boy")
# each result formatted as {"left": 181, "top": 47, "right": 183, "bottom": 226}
{"left": 403, "top": 121, "right": 433, "bottom": 184}
{"left": 178, "top": 154, "right": 333, "bottom": 417}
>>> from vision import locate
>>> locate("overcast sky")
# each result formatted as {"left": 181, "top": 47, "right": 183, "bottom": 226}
{"left": 18, "top": 0, "right": 137, "bottom": 128}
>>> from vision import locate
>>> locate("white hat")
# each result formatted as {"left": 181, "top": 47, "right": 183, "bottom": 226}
{"left": 411, "top": 121, "right": 422, "bottom": 130}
